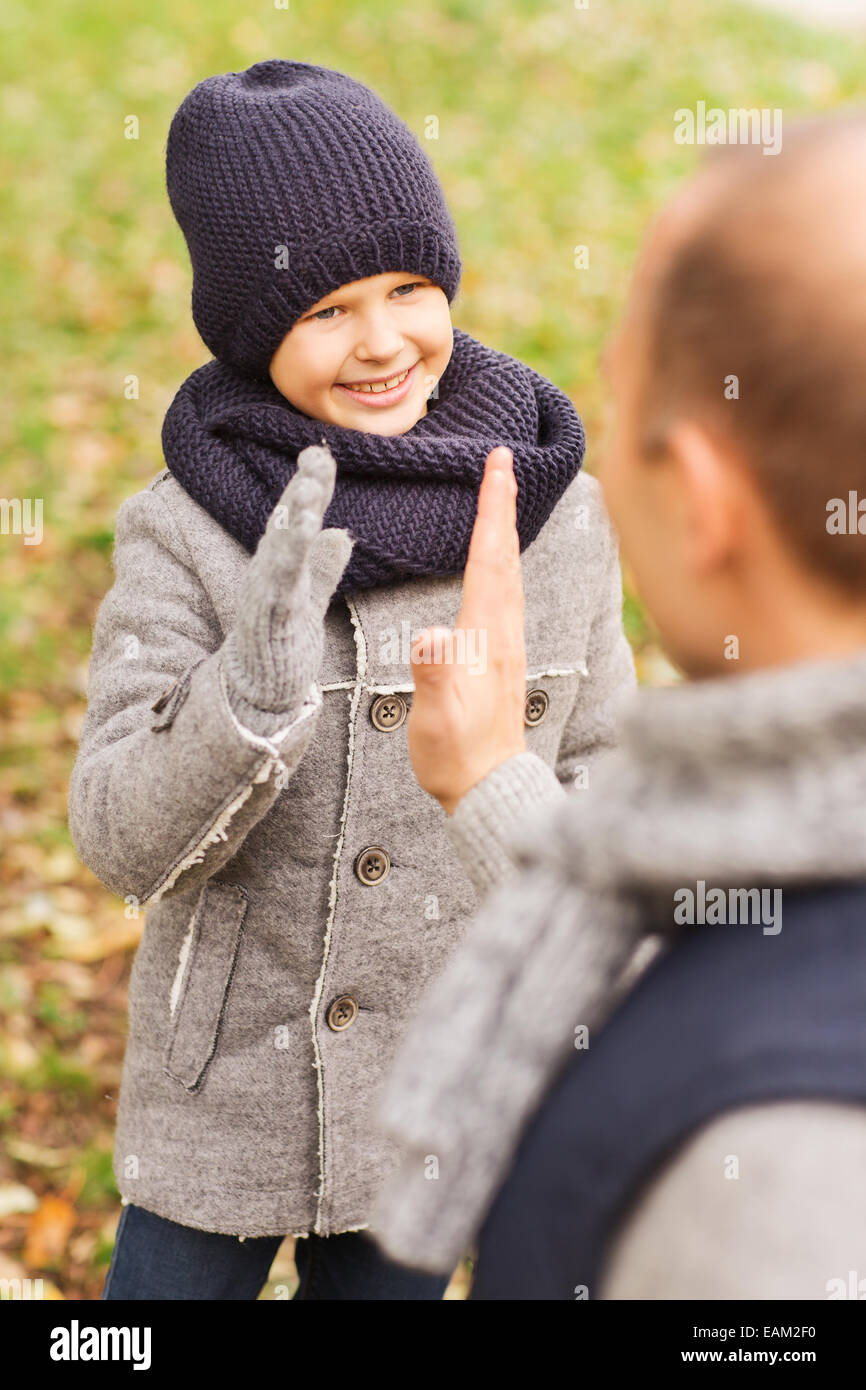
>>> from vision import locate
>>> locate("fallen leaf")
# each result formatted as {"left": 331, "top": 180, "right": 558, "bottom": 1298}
{"left": 54, "top": 921, "right": 142, "bottom": 962}
{"left": 6, "top": 1138, "right": 79, "bottom": 1168}
{"left": 24, "top": 1195, "right": 76, "bottom": 1267}
{"left": 0, "top": 1184, "right": 39, "bottom": 1218}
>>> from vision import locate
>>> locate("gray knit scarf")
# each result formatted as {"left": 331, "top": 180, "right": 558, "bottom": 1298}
{"left": 370, "top": 646, "right": 866, "bottom": 1272}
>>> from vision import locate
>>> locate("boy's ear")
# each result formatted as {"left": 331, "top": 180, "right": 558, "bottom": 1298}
{"left": 665, "top": 420, "right": 751, "bottom": 579}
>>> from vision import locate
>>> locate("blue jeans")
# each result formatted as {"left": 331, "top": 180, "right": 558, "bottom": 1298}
{"left": 102, "top": 1203, "right": 451, "bottom": 1300}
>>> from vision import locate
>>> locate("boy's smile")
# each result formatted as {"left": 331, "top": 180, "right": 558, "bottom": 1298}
{"left": 333, "top": 358, "right": 421, "bottom": 408}
{"left": 269, "top": 271, "right": 454, "bottom": 436}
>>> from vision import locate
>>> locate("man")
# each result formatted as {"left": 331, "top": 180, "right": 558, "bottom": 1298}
{"left": 369, "top": 111, "right": 866, "bottom": 1298}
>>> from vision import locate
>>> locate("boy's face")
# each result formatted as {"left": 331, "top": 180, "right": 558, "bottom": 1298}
{"left": 269, "top": 271, "right": 454, "bottom": 436}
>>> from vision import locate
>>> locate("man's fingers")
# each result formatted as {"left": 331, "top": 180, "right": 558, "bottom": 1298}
{"left": 410, "top": 627, "right": 456, "bottom": 683}
{"left": 410, "top": 628, "right": 463, "bottom": 740}
{"left": 459, "top": 446, "right": 523, "bottom": 633}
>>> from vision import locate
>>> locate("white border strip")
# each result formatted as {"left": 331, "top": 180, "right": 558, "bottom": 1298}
{"left": 309, "top": 595, "right": 369, "bottom": 1234}
{"left": 318, "top": 663, "right": 587, "bottom": 696}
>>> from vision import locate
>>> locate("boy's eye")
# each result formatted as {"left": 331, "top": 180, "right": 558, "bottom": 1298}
{"left": 308, "top": 281, "right": 425, "bottom": 321}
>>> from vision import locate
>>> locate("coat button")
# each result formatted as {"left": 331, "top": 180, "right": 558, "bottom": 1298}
{"left": 370, "top": 694, "right": 408, "bottom": 731}
{"left": 525, "top": 688, "right": 549, "bottom": 726}
{"left": 327, "top": 996, "right": 359, "bottom": 1031}
{"left": 354, "top": 846, "right": 391, "bottom": 885}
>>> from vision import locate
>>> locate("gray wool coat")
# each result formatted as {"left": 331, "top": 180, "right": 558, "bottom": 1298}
{"left": 67, "top": 464, "right": 636, "bottom": 1240}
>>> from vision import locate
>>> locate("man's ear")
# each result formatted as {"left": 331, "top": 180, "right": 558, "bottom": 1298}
{"left": 664, "top": 419, "right": 750, "bottom": 579}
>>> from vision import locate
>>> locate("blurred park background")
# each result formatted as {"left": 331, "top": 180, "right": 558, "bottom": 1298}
{"left": 1, "top": 0, "right": 864, "bottom": 1299}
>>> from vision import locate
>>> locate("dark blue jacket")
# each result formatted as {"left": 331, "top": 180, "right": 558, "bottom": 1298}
{"left": 469, "top": 880, "right": 866, "bottom": 1300}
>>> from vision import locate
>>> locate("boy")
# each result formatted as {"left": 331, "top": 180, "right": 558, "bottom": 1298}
{"left": 69, "top": 59, "right": 635, "bottom": 1299}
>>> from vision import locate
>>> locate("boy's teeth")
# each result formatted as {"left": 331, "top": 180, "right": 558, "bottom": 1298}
{"left": 346, "top": 367, "right": 410, "bottom": 393}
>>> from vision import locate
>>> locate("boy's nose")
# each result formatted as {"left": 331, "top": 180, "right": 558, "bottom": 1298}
{"left": 353, "top": 310, "right": 405, "bottom": 362}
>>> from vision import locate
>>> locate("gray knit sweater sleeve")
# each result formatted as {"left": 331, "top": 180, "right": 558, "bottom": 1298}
{"left": 445, "top": 752, "right": 566, "bottom": 898}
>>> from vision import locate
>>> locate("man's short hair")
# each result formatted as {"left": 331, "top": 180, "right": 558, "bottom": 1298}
{"left": 641, "top": 111, "right": 866, "bottom": 595}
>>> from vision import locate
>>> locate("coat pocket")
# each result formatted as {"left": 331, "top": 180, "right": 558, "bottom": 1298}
{"left": 163, "top": 880, "right": 249, "bottom": 1092}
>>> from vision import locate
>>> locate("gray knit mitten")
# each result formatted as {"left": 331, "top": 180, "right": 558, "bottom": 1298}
{"left": 220, "top": 444, "right": 354, "bottom": 736}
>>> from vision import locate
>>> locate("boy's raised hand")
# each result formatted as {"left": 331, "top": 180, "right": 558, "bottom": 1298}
{"left": 407, "top": 447, "right": 528, "bottom": 814}
{"left": 221, "top": 444, "right": 354, "bottom": 732}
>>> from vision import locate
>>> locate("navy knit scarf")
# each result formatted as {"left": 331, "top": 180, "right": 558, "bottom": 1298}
{"left": 161, "top": 328, "right": 585, "bottom": 595}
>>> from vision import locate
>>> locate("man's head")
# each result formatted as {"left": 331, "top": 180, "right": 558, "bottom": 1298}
{"left": 600, "top": 112, "right": 866, "bottom": 678}
{"left": 269, "top": 270, "right": 454, "bottom": 435}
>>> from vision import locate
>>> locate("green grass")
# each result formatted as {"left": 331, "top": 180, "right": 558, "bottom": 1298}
{"left": 2, "top": 0, "right": 863, "bottom": 700}
{"left": 17, "top": 1045, "right": 97, "bottom": 1096}
{"left": 76, "top": 1142, "right": 119, "bottom": 1207}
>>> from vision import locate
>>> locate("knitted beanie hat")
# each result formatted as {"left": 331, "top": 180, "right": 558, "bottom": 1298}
{"left": 165, "top": 59, "right": 463, "bottom": 379}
